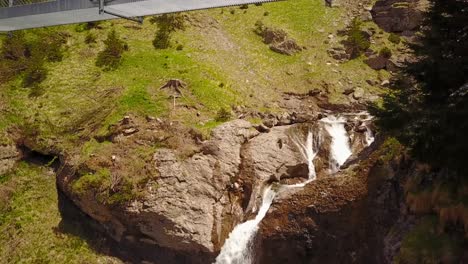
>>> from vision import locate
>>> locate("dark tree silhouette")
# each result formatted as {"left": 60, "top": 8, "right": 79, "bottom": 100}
{"left": 369, "top": 0, "right": 468, "bottom": 174}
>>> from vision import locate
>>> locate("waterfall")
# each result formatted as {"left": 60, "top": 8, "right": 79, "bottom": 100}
{"left": 215, "top": 114, "right": 372, "bottom": 263}
{"left": 291, "top": 129, "right": 319, "bottom": 181}
{"left": 215, "top": 186, "right": 277, "bottom": 264}
{"left": 320, "top": 115, "right": 352, "bottom": 173}
{"left": 364, "top": 125, "right": 375, "bottom": 146}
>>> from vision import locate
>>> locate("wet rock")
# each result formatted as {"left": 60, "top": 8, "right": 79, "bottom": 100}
{"left": 257, "top": 138, "right": 407, "bottom": 264}
{"left": 240, "top": 125, "right": 306, "bottom": 214}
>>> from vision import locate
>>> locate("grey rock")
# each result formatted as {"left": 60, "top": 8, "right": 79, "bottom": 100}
{"left": 0, "top": 144, "right": 20, "bottom": 175}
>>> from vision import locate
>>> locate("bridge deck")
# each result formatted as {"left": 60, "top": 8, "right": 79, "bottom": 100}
{"left": 0, "top": 0, "right": 281, "bottom": 32}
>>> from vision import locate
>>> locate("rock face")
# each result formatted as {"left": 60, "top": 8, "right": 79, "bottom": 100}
{"left": 239, "top": 125, "right": 308, "bottom": 214}
{"left": 56, "top": 114, "right": 377, "bottom": 263}
{"left": 57, "top": 120, "right": 259, "bottom": 263}
{"left": 371, "top": 0, "right": 424, "bottom": 33}
{"left": 0, "top": 144, "right": 20, "bottom": 175}
{"left": 256, "top": 138, "right": 409, "bottom": 264}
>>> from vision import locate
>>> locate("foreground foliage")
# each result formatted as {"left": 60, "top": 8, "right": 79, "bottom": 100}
{"left": 370, "top": 0, "right": 468, "bottom": 174}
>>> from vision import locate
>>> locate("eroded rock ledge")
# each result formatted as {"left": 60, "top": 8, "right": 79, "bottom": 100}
{"left": 49, "top": 112, "right": 381, "bottom": 263}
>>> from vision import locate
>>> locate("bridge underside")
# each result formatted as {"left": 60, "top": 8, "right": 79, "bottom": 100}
{"left": 0, "top": 0, "right": 281, "bottom": 32}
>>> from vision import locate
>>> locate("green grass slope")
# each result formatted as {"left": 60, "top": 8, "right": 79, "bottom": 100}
{"left": 0, "top": 0, "right": 382, "bottom": 153}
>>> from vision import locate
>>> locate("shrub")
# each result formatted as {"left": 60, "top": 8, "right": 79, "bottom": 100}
{"left": 346, "top": 18, "right": 371, "bottom": 58}
{"left": 151, "top": 14, "right": 186, "bottom": 49}
{"left": 240, "top": 4, "right": 249, "bottom": 9}
{"left": 380, "top": 47, "right": 392, "bottom": 58}
{"left": 33, "top": 31, "right": 67, "bottom": 62}
{"left": 0, "top": 31, "right": 66, "bottom": 86}
{"left": 176, "top": 44, "right": 184, "bottom": 51}
{"left": 215, "top": 108, "right": 232, "bottom": 122}
{"left": 95, "top": 30, "right": 127, "bottom": 71}
{"left": 75, "top": 22, "right": 101, "bottom": 32}
{"left": 153, "top": 30, "right": 172, "bottom": 49}
{"left": 22, "top": 58, "right": 48, "bottom": 88}
{"left": 1, "top": 31, "right": 28, "bottom": 61}
{"left": 84, "top": 33, "right": 97, "bottom": 44}
{"left": 254, "top": 20, "right": 265, "bottom": 35}
{"left": 388, "top": 33, "right": 401, "bottom": 44}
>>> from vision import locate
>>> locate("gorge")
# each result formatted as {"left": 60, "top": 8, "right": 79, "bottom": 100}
{"left": 0, "top": 0, "right": 467, "bottom": 263}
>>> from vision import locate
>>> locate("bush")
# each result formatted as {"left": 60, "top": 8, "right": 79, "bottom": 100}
{"left": 22, "top": 58, "right": 48, "bottom": 88}
{"left": 388, "top": 33, "right": 401, "bottom": 44}
{"left": 380, "top": 47, "right": 392, "bottom": 58}
{"left": 1, "top": 31, "right": 28, "bottom": 61}
{"left": 75, "top": 22, "right": 101, "bottom": 32}
{"left": 215, "top": 108, "right": 232, "bottom": 122}
{"left": 85, "top": 33, "right": 97, "bottom": 44}
{"left": 254, "top": 20, "right": 265, "bottom": 35}
{"left": 346, "top": 18, "right": 371, "bottom": 58}
{"left": 95, "top": 30, "right": 127, "bottom": 71}
{"left": 153, "top": 30, "right": 172, "bottom": 49}
{"left": 33, "top": 31, "right": 67, "bottom": 62}
{"left": 0, "top": 31, "right": 66, "bottom": 86}
{"left": 151, "top": 14, "right": 186, "bottom": 50}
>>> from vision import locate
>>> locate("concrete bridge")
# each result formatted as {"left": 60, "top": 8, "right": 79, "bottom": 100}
{"left": 0, "top": 0, "right": 281, "bottom": 32}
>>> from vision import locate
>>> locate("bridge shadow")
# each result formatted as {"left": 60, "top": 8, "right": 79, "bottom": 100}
{"left": 55, "top": 187, "right": 138, "bottom": 262}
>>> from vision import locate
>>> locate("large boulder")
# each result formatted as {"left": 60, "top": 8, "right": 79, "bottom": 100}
{"left": 239, "top": 125, "right": 308, "bottom": 215}
{"left": 371, "top": 0, "right": 424, "bottom": 33}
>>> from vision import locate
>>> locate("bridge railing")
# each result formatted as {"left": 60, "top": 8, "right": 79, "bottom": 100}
{"left": 0, "top": 0, "right": 54, "bottom": 8}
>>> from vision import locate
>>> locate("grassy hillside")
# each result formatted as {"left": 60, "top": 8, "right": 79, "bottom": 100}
{"left": 0, "top": 0, "right": 383, "bottom": 153}
{"left": 0, "top": 162, "right": 122, "bottom": 263}
{"left": 0, "top": 0, "right": 392, "bottom": 261}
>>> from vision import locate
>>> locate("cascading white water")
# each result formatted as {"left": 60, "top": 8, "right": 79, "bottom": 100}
{"left": 215, "top": 186, "right": 277, "bottom": 264}
{"left": 364, "top": 125, "right": 375, "bottom": 146}
{"left": 320, "top": 115, "right": 352, "bottom": 173}
{"left": 292, "top": 129, "right": 319, "bottom": 181}
{"left": 215, "top": 114, "right": 373, "bottom": 263}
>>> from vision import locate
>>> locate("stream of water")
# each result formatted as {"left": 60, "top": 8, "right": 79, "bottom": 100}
{"left": 320, "top": 116, "right": 352, "bottom": 173}
{"left": 214, "top": 186, "right": 277, "bottom": 264}
{"left": 215, "top": 114, "right": 372, "bottom": 264}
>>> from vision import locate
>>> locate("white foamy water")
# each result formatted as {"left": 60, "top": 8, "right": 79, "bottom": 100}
{"left": 215, "top": 115, "right": 372, "bottom": 262}
{"left": 364, "top": 125, "right": 375, "bottom": 146}
{"left": 215, "top": 186, "right": 277, "bottom": 264}
{"left": 320, "top": 115, "right": 352, "bottom": 173}
{"left": 291, "top": 129, "right": 320, "bottom": 181}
